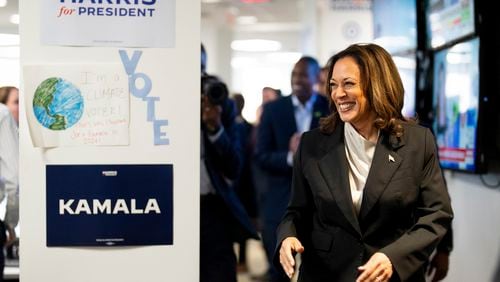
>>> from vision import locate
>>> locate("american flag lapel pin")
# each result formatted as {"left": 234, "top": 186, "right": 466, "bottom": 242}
{"left": 388, "top": 154, "right": 395, "bottom": 163}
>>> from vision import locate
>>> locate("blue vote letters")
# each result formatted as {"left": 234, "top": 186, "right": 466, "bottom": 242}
{"left": 119, "top": 50, "right": 169, "bottom": 145}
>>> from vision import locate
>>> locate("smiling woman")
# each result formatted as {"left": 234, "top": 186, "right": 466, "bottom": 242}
{"left": 330, "top": 56, "right": 375, "bottom": 141}
{"left": 275, "top": 43, "right": 453, "bottom": 282}
{"left": 321, "top": 44, "right": 406, "bottom": 139}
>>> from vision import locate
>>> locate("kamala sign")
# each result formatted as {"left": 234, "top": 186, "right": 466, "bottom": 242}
{"left": 46, "top": 164, "right": 173, "bottom": 246}
{"left": 41, "top": 0, "right": 175, "bottom": 47}
{"left": 58, "top": 198, "right": 161, "bottom": 215}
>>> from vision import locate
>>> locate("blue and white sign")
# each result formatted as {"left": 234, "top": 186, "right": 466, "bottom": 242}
{"left": 46, "top": 164, "right": 173, "bottom": 246}
{"left": 41, "top": 0, "right": 175, "bottom": 47}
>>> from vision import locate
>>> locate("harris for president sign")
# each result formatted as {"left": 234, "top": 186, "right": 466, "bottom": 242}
{"left": 41, "top": 0, "right": 175, "bottom": 47}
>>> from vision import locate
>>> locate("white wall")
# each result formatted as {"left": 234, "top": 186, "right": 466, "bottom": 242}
{"left": 443, "top": 170, "right": 500, "bottom": 282}
{"left": 316, "top": 6, "right": 373, "bottom": 65}
{"left": 201, "top": 18, "right": 233, "bottom": 86}
{"left": 201, "top": 18, "right": 219, "bottom": 75}
{"left": 19, "top": 1, "right": 200, "bottom": 281}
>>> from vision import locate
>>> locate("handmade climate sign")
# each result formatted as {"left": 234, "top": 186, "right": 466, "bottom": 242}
{"left": 40, "top": 0, "right": 175, "bottom": 47}
{"left": 24, "top": 64, "right": 129, "bottom": 147}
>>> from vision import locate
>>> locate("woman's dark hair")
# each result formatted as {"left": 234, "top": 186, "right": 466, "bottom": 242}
{"left": 319, "top": 43, "right": 412, "bottom": 138}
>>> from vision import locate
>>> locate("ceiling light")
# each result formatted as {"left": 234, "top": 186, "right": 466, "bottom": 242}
{"left": 231, "top": 39, "right": 281, "bottom": 52}
{"left": 0, "top": 0, "right": 7, "bottom": 8}
{"left": 231, "top": 57, "right": 257, "bottom": 68}
{"left": 236, "top": 16, "right": 258, "bottom": 25}
{"left": 202, "top": 0, "right": 222, "bottom": 3}
{"left": 9, "top": 14, "right": 19, "bottom": 25}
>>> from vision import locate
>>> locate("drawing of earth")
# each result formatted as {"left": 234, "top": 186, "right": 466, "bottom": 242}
{"left": 33, "top": 77, "right": 84, "bottom": 130}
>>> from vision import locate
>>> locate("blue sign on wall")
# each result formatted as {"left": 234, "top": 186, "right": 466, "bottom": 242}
{"left": 46, "top": 164, "right": 173, "bottom": 247}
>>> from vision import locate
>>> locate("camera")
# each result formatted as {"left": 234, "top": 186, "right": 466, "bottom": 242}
{"left": 201, "top": 74, "right": 228, "bottom": 106}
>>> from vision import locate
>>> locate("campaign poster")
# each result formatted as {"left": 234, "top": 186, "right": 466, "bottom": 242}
{"left": 40, "top": 0, "right": 175, "bottom": 48}
{"left": 46, "top": 164, "right": 173, "bottom": 246}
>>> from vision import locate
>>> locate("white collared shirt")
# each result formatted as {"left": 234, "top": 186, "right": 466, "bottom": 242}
{"left": 291, "top": 94, "right": 317, "bottom": 134}
{"left": 344, "top": 122, "right": 378, "bottom": 214}
{"left": 0, "top": 104, "right": 19, "bottom": 228}
{"left": 287, "top": 94, "right": 317, "bottom": 166}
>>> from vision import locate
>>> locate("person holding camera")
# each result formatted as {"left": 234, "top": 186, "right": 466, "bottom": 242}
{"left": 200, "top": 44, "right": 258, "bottom": 282}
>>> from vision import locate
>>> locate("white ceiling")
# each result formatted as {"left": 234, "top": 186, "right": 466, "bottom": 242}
{"left": 202, "top": 0, "right": 303, "bottom": 28}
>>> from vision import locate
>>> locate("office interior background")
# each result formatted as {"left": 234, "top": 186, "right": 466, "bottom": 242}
{"left": 204, "top": 3, "right": 500, "bottom": 280}
{"left": 1, "top": 0, "right": 500, "bottom": 281}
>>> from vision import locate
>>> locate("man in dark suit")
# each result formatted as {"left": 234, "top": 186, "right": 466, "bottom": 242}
{"left": 255, "top": 56, "right": 330, "bottom": 282}
{"left": 200, "top": 44, "right": 258, "bottom": 282}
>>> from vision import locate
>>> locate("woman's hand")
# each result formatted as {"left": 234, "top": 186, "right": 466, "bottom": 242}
{"left": 356, "top": 252, "right": 393, "bottom": 282}
{"left": 279, "top": 237, "right": 304, "bottom": 278}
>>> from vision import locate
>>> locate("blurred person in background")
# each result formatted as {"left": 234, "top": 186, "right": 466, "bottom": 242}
{"left": 255, "top": 56, "right": 330, "bottom": 282}
{"left": 0, "top": 102, "right": 19, "bottom": 281}
{"left": 0, "top": 87, "right": 19, "bottom": 126}
{"left": 255, "top": 87, "right": 282, "bottom": 125}
{"left": 231, "top": 93, "right": 258, "bottom": 273}
{"left": 252, "top": 86, "right": 282, "bottom": 274}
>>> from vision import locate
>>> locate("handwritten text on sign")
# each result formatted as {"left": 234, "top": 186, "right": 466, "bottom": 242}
{"left": 23, "top": 64, "right": 129, "bottom": 148}
{"left": 71, "top": 70, "right": 129, "bottom": 145}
